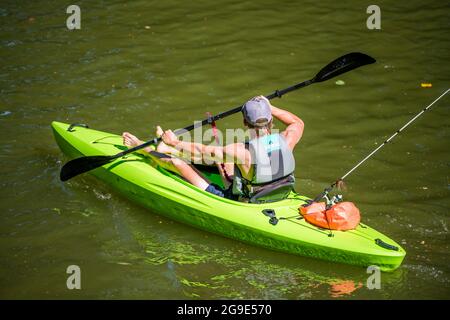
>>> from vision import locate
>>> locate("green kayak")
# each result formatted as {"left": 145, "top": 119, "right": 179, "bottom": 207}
{"left": 52, "top": 121, "right": 406, "bottom": 271}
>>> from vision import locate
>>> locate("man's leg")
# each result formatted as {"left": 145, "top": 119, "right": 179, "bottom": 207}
{"left": 123, "top": 131, "right": 181, "bottom": 174}
{"left": 166, "top": 157, "right": 210, "bottom": 190}
{"left": 122, "top": 132, "right": 210, "bottom": 190}
{"left": 216, "top": 163, "right": 234, "bottom": 189}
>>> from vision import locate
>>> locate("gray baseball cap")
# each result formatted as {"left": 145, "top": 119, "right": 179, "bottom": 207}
{"left": 242, "top": 97, "right": 272, "bottom": 127}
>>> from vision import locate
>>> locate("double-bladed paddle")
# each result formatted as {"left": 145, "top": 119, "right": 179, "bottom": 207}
{"left": 60, "top": 52, "right": 376, "bottom": 181}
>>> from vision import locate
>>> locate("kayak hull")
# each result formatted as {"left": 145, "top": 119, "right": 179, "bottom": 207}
{"left": 52, "top": 121, "right": 406, "bottom": 271}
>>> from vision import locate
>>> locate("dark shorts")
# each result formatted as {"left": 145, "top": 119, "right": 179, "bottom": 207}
{"left": 205, "top": 184, "right": 238, "bottom": 200}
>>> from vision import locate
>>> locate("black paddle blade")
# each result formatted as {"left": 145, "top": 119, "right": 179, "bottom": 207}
{"left": 314, "top": 52, "right": 376, "bottom": 83}
{"left": 60, "top": 155, "right": 114, "bottom": 181}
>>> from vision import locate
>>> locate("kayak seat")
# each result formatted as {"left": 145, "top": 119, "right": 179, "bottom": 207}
{"left": 194, "top": 165, "right": 295, "bottom": 203}
{"left": 166, "top": 162, "right": 294, "bottom": 203}
{"left": 249, "top": 175, "right": 295, "bottom": 204}
{"left": 194, "top": 164, "right": 226, "bottom": 189}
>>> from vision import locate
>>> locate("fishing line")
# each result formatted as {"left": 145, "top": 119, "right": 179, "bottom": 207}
{"left": 311, "top": 88, "right": 450, "bottom": 203}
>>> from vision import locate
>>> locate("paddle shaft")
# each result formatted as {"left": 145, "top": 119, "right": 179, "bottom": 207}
{"left": 119, "top": 52, "right": 377, "bottom": 158}
{"left": 60, "top": 52, "right": 377, "bottom": 181}
{"left": 113, "top": 79, "right": 315, "bottom": 159}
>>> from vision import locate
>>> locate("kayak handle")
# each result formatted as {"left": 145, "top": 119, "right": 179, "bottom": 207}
{"left": 375, "top": 238, "right": 399, "bottom": 251}
{"left": 68, "top": 123, "right": 89, "bottom": 132}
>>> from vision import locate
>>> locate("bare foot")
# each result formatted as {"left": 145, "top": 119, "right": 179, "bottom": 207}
{"left": 156, "top": 126, "right": 164, "bottom": 138}
{"left": 122, "top": 132, "right": 154, "bottom": 153}
{"left": 122, "top": 132, "right": 142, "bottom": 147}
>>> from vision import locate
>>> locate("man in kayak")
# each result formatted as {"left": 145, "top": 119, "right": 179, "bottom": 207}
{"left": 122, "top": 95, "right": 304, "bottom": 201}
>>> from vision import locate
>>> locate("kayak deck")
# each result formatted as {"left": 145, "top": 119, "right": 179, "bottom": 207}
{"left": 51, "top": 121, "right": 406, "bottom": 271}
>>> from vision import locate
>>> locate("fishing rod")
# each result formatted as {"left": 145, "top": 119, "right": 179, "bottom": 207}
{"left": 309, "top": 88, "right": 450, "bottom": 204}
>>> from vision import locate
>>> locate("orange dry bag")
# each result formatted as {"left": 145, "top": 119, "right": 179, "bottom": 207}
{"left": 299, "top": 202, "right": 360, "bottom": 231}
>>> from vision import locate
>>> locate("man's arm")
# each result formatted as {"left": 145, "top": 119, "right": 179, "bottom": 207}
{"left": 270, "top": 102, "right": 304, "bottom": 150}
{"left": 159, "top": 128, "right": 248, "bottom": 165}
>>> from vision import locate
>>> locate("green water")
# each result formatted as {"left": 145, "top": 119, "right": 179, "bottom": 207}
{"left": 1, "top": 0, "right": 449, "bottom": 299}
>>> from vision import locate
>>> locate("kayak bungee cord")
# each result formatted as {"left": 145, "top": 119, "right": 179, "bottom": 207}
{"left": 60, "top": 52, "right": 376, "bottom": 181}
{"left": 308, "top": 88, "right": 450, "bottom": 205}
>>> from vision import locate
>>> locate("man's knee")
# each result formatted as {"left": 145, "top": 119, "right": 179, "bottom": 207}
{"left": 156, "top": 143, "right": 165, "bottom": 153}
{"left": 169, "top": 157, "right": 186, "bottom": 167}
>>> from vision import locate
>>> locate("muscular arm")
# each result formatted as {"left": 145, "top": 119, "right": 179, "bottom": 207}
{"left": 170, "top": 140, "right": 249, "bottom": 166}
{"left": 171, "top": 140, "right": 223, "bottom": 163}
{"left": 271, "top": 104, "right": 304, "bottom": 150}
